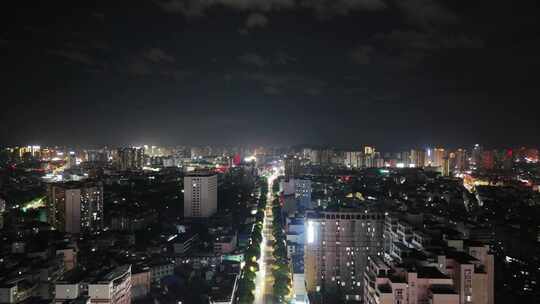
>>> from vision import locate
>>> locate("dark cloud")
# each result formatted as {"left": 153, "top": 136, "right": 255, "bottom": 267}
{"left": 143, "top": 48, "right": 176, "bottom": 63}
{"left": 3, "top": 0, "right": 540, "bottom": 147}
{"left": 300, "top": 0, "right": 387, "bottom": 16}
{"left": 245, "top": 12, "right": 269, "bottom": 28}
{"left": 91, "top": 12, "right": 105, "bottom": 22}
{"left": 395, "top": 0, "right": 458, "bottom": 28}
{"left": 127, "top": 60, "right": 153, "bottom": 76}
{"left": 126, "top": 49, "right": 181, "bottom": 77}
{"left": 154, "top": 0, "right": 386, "bottom": 17}
{"left": 153, "top": 0, "right": 294, "bottom": 16}
{"left": 48, "top": 49, "right": 98, "bottom": 66}
{"left": 91, "top": 41, "right": 111, "bottom": 51}
{"left": 305, "top": 87, "right": 322, "bottom": 96}
{"left": 239, "top": 51, "right": 297, "bottom": 67}
{"left": 356, "top": 27, "right": 485, "bottom": 70}
{"left": 263, "top": 85, "right": 281, "bottom": 95}
{"left": 350, "top": 45, "right": 374, "bottom": 64}
{"left": 247, "top": 72, "right": 327, "bottom": 96}
{"left": 274, "top": 51, "right": 297, "bottom": 65}
{"left": 238, "top": 53, "right": 267, "bottom": 67}
{"left": 378, "top": 30, "right": 483, "bottom": 49}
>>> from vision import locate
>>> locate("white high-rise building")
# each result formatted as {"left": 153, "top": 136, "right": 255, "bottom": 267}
{"left": 184, "top": 172, "right": 217, "bottom": 218}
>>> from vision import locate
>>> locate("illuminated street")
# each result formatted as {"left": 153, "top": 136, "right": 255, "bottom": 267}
{"left": 254, "top": 173, "right": 278, "bottom": 304}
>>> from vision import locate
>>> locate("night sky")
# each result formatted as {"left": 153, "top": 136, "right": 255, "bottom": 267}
{"left": 1, "top": 1, "right": 540, "bottom": 149}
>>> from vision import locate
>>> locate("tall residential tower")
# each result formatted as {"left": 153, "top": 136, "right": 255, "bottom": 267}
{"left": 183, "top": 172, "right": 218, "bottom": 218}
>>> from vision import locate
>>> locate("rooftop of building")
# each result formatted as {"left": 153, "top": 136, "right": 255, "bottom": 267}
{"left": 100, "top": 265, "right": 131, "bottom": 282}
{"left": 185, "top": 171, "right": 216, "bottom": 177}
{"left": 445, "top": 250, "right": 478, "bottom": 264}
{"left": 47, "top": 180, "right": 102, "bottom": 188}
{"left": 463, "top": 239, "right": 488, "bottom": 248}
{"left": 417, "top": 266, "right": 449, "bottom": 279}
{"left": 430, "top": 284, "right": 457, "bottom": 294}
{"left": 306, "top": 205, "right": 386, "bottom": 218}
{"left": 58, "top": 265, "right": 131, "bottom": 285}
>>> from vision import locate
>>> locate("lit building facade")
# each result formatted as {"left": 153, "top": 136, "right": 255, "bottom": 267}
{"left": 452, "top": 149, "right": 468, "bottom": 172}
{"left": 481, "top": 150, "right": 494, "bottom": 170}
{"left": 344, "top": 151, "right": 363, "bottom": 168}
{"left": 116, "top": 147, "right": 144, "bottom": 171}
{"left": 383, "top": 213, "right": 494, "bottom": 304}
{"left": 410, "top": 149, "right": 426, "bottom": 168}
{"left": 433, "top": 148, "right": 446, "bottom": 168}
{"left": 284, "top": 155, "right": 302, "bottom": 178}
{"left": 183, "top": 172, "right": 218, "bottom": 218}
{"left": 304, "top": 208, "right": 385, "bottom": 301}
{"left": 47, "top": 181, "right": 104, "bottom": 234}
{"left": 364, "top": 257, "right": 459, "bottom": 304}
{"left": 89, "top": 266, "right": 132, "bottom": 304}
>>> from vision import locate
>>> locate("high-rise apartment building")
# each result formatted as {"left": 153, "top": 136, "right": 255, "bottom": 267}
{"left": 481, "top": 150, "right": 495, "bottom": 170}
{"left": 410, "top": 149, "right": 426, "bottom": 168}
{"left": 304, "top": 208, "right": 385, "bottom": 301}
{"left": 116, "top": 147, "right": 144, "bottom": 171}
{"left": 47, "top": 181, "right": 104, "bottom": 234}
{"left": 433, "top": 148, "right": 446, "bottom": 168}
{"left": 309, "top": 149, "right": 320, "bottom": 165}
{"left": 425, "top": 148, "right": 446, "bottom": 167}
{"left": 399, "top": 151, "right": 411, "bottom": 167}
{"left": 66, "top": 151, "right": 77, "bottom": 169}
{"left": 453, "top": 149, "right": 468, "bottom": 172}
{"left": 284, "top": 155, "right": 302, "bottom": 178}
{"left": 183, "top": 172, "right": 218, "bottom": 218}
{"left": 345, "top": 151, "right": 363, "bottom": 168}
{"left": 471, "top": 144, "right": 483, "bottom": 169}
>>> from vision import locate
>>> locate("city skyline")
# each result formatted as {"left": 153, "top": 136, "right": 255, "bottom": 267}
{"left": 2, "top": 1, "right": 540, "bottom": 148}
{"left": 1, "top": 137, "right": 539, "bottom": 303}
{"left": 2, "top": 2, "right": 540, "bottom": 304}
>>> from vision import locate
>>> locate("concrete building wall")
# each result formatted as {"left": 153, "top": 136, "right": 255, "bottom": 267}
{"left": 48, "top": 182, "right": 103, "bottom": 234}
{"left": 472, "top": 273, "right": 488, "bottom": 304}
{"left": 56, "top": 248, "right": 77, "bottom": 271}
{"left": 0, "top": 286, "right": 17, "bottom": 304}
{"left": 431, "top": 294, "right": 460, "bottom": 304}
{"left": 184, "top": 174, "right": 217, "bottom": 218}
{"left": 305, "top": 211, "right": 384, "bottom": 297}
{"left": 55, "top": 284, "right": 80, "bottom": 302}
{"left": 88, "top": 283, "right": 112, "bottom": 301}
{"left": 65, "top": 189, "right": 81, "bottom": 234}
{"left": 131, "top": 271, "right": 151, "bottom": 299}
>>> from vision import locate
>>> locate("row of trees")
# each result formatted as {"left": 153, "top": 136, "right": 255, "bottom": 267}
{"left": 271, "top": 179, "right": 292, "bottom": 302}
{"left": 236, "top": 177, "right": 268, "bottom": 304}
